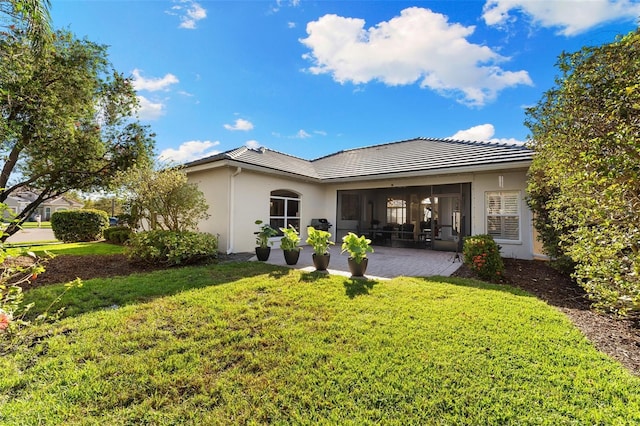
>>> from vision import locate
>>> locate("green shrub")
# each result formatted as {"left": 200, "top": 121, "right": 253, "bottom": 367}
{"left": 103, "top": 226, "right": 133, "bottom": 244}
{"left": 51, "top": 210, "right": 109, "bottom": 242}
{"left": 125, "top": 230, "right": 218, "bottom": 266}
{"left": 462, "top": 234, "right": 505, "bottom": 282}
{"left": 566, "top": 225, "right": 640, "bottom": 316}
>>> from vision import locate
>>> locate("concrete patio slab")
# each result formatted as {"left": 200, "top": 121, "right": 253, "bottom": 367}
{"left": 5, "top": 228, "right": 56, "bottom": 244}
{"left": 254, "top": 245, "right": 463, "bottom": 280}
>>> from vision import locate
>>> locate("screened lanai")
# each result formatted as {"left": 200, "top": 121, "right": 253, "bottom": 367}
{"left": 335, "top": 183, "right": 471, "bottom": 252}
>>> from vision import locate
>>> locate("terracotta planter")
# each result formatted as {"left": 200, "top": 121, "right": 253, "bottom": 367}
{"left": 348, "top": 257, "right": 368, "bottom": 277}
{"left": 312, "top": 253, "right": 330, "bottom": 271}
{"left": 255, "top": 246, "right": 271, "bottom": 261}
{"left": 283, "top": 249, "right": 301, "bottom": 265}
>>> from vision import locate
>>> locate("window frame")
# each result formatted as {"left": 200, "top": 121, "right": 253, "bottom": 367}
{"left": 269, "top": 190, "right": 300, "bottom": 235}
{"left": 386, "top": 197, "right": 407, "bottom": 225}
{"left": 485, "top": 190, "right": 521, "bottom": 243}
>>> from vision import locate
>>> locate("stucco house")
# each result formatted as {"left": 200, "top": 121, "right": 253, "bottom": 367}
{"left": 4, "top": 190, "right": 84, "bottom": 221}
{"left": 184, "top": 137, "right": 541, "bottom": 260}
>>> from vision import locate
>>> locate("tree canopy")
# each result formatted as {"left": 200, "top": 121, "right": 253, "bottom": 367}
{"left": 526, "top": 28, "right": 640, "bottom": 316}
{"left": 0, "top": 27, "right": 155, "bottom": 240}
{"left": 1, "top": 0, "right": 52, "bottom": 53}
{"left": 116, "top": 166, "right": 210, "bottom": 233}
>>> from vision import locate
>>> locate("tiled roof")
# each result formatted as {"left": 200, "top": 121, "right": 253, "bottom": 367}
{"left": 186, "top": 147, "right": 320, "bottom": 179}
{"left": 312, "top": 138, "right": 533, "bottom": 180}
{"left": 185, "top": 138, "right": 533, "bottom": 181}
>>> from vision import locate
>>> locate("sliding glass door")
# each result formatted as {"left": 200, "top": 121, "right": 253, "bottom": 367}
{"left": 431, "top": 195, "right": 461, "bottom": 251}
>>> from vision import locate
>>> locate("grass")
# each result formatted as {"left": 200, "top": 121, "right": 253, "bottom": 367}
{"left": 2, "top": 263, "right": 639, "bottom": 424}
{"left": 28, "top": 241, "right": 125, "bottom": 256}
{"left": 19, "top": 221, "right": 52, "bottom": 229}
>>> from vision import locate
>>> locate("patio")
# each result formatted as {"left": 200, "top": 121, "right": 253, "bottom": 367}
{"left": 255, "top": 246, "right": 463, "bottom": 280}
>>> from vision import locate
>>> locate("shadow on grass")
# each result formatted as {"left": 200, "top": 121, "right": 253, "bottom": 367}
{"left": 24, "top": 261, "right": 284, "bottom": 320}
{"left": 299, "top": 270, "right": 332, "bottom": 283}
{"left": 268, "top": 268, "right": 294, "bottom": 280}
{"left": 427, "top": 258, "right": 592, "bottom": 312}
{"left": 343, "top": 277, "right": 379, "bottom": 298}
{"left": 427, "top": 275, "right": 538, "bottom": 298}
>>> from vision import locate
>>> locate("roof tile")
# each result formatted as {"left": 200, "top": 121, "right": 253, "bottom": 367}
{"left": 185, "top": 138, "right": 532, "bottom": 180}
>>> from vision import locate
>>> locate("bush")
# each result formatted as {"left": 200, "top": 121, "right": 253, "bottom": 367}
{"left": 462, "top": 234, "right": 505, "bottom": 282}
{"left": 0, "top": 246, "right": 82, "bottom": 354}
{"left": 103, "top": 226, "right": 133, "bottom": 244}
{"left": 525, "top": 29, "right": 640, "bottom": 317}
{"left": 566, "top": 225, "right": 640, "bottom": 317}
{"left": 125, "top": 230, "right": 218, "bottom": 266}
{"left": 51, "top": 210, "right": 109, "bottom": 242}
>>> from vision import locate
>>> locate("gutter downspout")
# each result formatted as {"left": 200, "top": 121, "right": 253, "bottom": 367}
{"left": 227, "top": 167, "right": 242, "bottom": 254}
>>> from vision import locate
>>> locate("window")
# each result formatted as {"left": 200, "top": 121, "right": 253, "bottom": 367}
{"left": 386, "top": 198, "right": 406, "bottom": 224}
{"left": 486, "top": 191, "right": 520, "bottom": 241}
{"left": 270, "top": 190, "right": 300, "bottom": 233}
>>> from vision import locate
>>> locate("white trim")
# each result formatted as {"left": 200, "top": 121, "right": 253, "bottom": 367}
{"left": 227, "top": 167, "right": 242, "bottom": 254}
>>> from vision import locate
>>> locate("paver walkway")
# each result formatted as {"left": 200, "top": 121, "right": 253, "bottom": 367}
{"left": 257, "top": 245, "right": 463, "bottom": 280}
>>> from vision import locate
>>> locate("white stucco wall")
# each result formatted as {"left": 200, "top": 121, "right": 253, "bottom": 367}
{"left": 189, "top": 165, "right": 333, "bottom": 253}
{"left": 469, "top": 169, "right": 534, "bottom": 260}
{"left": 230, "top": 170, "right": 331, "bottom": 253}
{"left": 187, "top": 166, "right": 232, "bottom": 252}
{"left": 188, "top": 162, "right": 536, "bottom": 259}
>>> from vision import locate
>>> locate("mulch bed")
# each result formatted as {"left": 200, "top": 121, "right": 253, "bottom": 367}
{"left": 14, "top": 253, "right": 640, "bottom": 376}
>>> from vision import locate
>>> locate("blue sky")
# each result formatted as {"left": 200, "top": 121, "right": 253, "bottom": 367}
{"left": 51, "top": 1, "right": 640, "bottom": 162}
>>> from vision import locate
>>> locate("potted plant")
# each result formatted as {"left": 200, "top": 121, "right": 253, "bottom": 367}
{"left": 306, "top": 226, "right": 334, "bottom": 271}
{"left": 341, "top": 232, "right": 374, "bottom": 277}
{"left": 254, "top": 219, "right": 278, "bottom": 261}
{"left": 279, "top": 225, "right": 302, "bottom": 265}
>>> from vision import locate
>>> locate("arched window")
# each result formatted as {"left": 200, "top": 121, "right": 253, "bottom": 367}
{"left": 270, "top": 190, "right": 300, "bottom": 233}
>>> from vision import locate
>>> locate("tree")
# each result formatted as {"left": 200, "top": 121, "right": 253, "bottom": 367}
{"left": 526, "top": 28, "right": 640, "bottom": 316}
{"left": 1, "top": 0, "right": 52, "bottom": 53}
{"left": 116, "top": 166, "right": 210, "bottom": 232}
{"left": 83, "top": 196, "right": 125, "bottom": 217}
{"left": 0, "top": 28, "right": 155, "bottom": 241}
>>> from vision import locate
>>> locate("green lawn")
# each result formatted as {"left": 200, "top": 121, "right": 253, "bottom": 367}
{"left": 30, "top": 241, "right": 125, "bottom": 256}
{"left": 2, "top": 262, "right": 639, "bottom": 424}
{"left": 6, "top": 241, "right": 124, "bottom": 256}
{"left": 19, "top": 221, "right": 52, "bottom": 229}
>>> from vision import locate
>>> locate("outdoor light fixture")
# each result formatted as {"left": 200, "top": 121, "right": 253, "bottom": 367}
{"left": 498, "top": 175, "right": 504, "bottom": 188}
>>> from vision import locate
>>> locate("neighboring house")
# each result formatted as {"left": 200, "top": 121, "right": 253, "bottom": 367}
{"left": 184, "top": 137, "right": 539, "bottom": 260}
{"left": 4, "top": 190, "right": 84, "bottom": 221}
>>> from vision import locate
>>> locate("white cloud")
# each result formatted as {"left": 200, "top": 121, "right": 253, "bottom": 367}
{"left": 245, "top": 140, "right": 261, "bottom": 149}
{"left": 450, "top": 124, "right": 496, "bottom": 141}
{"left": 136, "top": 95, "right": 166, "bottom": 120}
{"left": 159, "top": 140, "right": 220, "bottom": 163}
{"left": 313, "top": 130, "right": 327, "bottom": 136}
{"left": 168, "top": 0, "right": 207, "bottom": 30}
{"left": 450, "top": 124, "right": 524, "bottom": 144}
{"left": 293, "top": 129, "right": 311, "bottom": 139}
{"left": 132, "top": 69, "right": 179, "bottom": 92}
{"left": 224, "top": 118, "right": 254, "bottom": 131}
{"left": 288, "top": 22, "right": 296, "bottom": 29}
{"left": 272, "top": 0, "right": 300, "bottom": 13}
{"left": 300, "top": 7, "right": 532, "bottom": 107}
{"left": 483, "top": 0, "right": 640, "bottom": 36}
